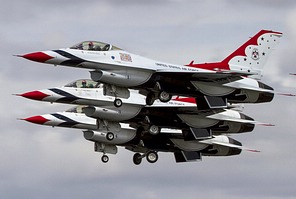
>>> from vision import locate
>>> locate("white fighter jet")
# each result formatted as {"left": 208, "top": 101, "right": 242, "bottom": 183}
{"left": 18, "top": 79, "right": 273, "bottom": 140}
{"left": 18, "top": 30, "right": 285, "bottom": 108}
{"left": 21, "top": 106, "right": 259, "bottom": 164}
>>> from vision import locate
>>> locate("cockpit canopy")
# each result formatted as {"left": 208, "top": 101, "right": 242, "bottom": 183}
{"left": 64, "top": 79, "right": 102, "bottom": 88}
{"left": 65, "top": 106, "right": 87, "bottom": 113}
{"left": 69, "top": 41, "right": 122, "bottom": 51}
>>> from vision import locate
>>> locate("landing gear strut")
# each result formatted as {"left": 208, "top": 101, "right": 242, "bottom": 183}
{"left": 102, "top": 84, "right": 130, "bottom": 108}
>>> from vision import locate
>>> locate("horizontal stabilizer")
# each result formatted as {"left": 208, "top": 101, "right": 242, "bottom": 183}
{"left": 174, "top": 151, "right": 202, "bottom": 163}
{"left": 182, "top": 128, "right": 212, "bottom": 141}
{"left": 199, "top": 138, "right": 260, "bottom": 153}
{"left": 206, "top": 113, "right": 274, "bottom": 126}
{"left": 225, "top": 81, "right": 296, "bottom": 97}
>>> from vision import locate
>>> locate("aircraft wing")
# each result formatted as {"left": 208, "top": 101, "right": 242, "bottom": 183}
{"left": 154, "top": 70, "right": 247, "bottom": 83}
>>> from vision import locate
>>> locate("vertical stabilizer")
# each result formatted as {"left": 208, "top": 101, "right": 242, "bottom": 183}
{"left": 222, "top": 30, "right": 282, "bottom": 80}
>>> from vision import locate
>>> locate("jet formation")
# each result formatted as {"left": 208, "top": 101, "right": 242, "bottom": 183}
{"left": 17, "top": 30, "right": 289, "bottom": 164}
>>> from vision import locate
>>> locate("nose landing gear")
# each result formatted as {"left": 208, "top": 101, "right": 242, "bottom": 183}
{"left": 101, "top": 154, "right": 109, "bottom": 163}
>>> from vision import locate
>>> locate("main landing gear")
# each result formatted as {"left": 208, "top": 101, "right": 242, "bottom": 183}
{"left": 146, "top": 91, "right": 172, "bottom": 106}
{"left": 133, "top": 151, "right": 158, "bottom": 165}
{"left": 99, "top": 151, "right": 158, "bottom": 165}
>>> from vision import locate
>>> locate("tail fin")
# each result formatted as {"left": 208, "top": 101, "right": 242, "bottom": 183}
{"left": 222, "top": 30, "right": 282, "bottom": 79}
{"left": 187, "top": 30, "right": 282, "bottom": 80}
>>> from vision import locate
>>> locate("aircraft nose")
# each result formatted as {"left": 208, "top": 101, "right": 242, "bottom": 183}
{"left": 22, "top": 116, "right": 49, "bottom": 125}
{"left": 19, "top": 52, "right": 54, "bottom": 63}
{"left": 18, "top": 91, "right": 49, "bottom": 101}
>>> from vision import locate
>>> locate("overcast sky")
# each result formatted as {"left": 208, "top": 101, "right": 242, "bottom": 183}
{"left": 1, "top": 0, "right": 296, "bottom": 199}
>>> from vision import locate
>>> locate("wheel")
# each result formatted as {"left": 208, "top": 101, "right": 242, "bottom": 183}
{"left": 146, "top": 151, "right": 158, "bottom": 163}
{"left": 106, "top": 132, "right": 115, "bottom": 141}
{"left": 114, "top": 98, "right": 122, "bottom": 107}
{"left": 146, "top": 92, "right": 155, "bottom": 106}
{"left": 133, "top": 153, "right": 142, "bottom": 165}
{"left": 158, "top": 91, "right": 172, "bottom": 103}
{"left": 149, "top": 125, "right": 160, "bottom": 135}
{"left": 101, "top": 155, "right": 109, "bottom": 163}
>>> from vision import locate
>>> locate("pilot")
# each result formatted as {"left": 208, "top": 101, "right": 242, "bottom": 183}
{"left": 81, "top": 80, "right": 88, "bottom": 88}
{"left": 88, "top": 42, "right": 95, "bottom": 50}
{"left": 77, "top": 43, "right": 83, "bottom": 50}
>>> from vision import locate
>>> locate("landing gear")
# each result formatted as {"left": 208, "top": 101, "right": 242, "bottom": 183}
{"left": 102, "top": 84, "right": 130, "bottom": 108}
{"left": 146, "top": 92, "right": 156, "bottom": 106}
{"left": 94, "top": 142, "right": 117, "bottom": 164}
{"left": 106, "top": 132, "right": 115, "bottom": 141}
{"left": 158, "top": 91, "right": 172, "bottom": 103}
{"left": 133, "top": 153, "right": 142, "bottom": 165}
{"left": 132, "top": 151, "right": 158, "bottom": 165}
{"left": 146, "top": 151, "right": 158, "bottom": 163}
{"left": 145, "top": 91, "right": 172, "bottom": 106}
{"left": 113, "top": 98, "right": 122, "bottom": 108}
{"left": 101, "top": 154, "right": 109, "bottom": 163}
{"left": 141, "top": 116, "right": 160, "bottom": 136}
{"left": 148, "top": 125, "right": 160, "bottom": 135}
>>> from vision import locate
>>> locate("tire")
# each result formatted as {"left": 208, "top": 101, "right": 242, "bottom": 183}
{"left": 114, "top": 98, "right": 122, "bottom": 107}
{"left": 106, "top": 132, "right": 115, "bottom": 141}
{"left": 146, "top": 151, "right": 158, "bottom": 163}
{"left": 101, "top": 155, "right": 109, "bottom": 163}
{"left": 158, "top": 91, "right": 172, "bottom": 103}
{"left": 146, "top": 92, "right": 155, "bottom": 106}
{"left": 133, "top": 153, "right": 142, "bottom": 165}
{"left": 149, "top": 125, "right": 160, "bottom": 135}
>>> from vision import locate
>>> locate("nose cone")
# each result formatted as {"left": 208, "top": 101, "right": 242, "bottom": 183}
{"left": 20, "top": 52, "right": 54, "bottom": 63}
{"left": 22, "top": 116, "right": 49, "bottom": 125}
{"left": 19, "top": 91, "right": 49, "bottom": 101}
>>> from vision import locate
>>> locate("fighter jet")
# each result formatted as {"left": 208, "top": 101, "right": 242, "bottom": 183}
{"left": 18, "top": 79, "right": 273, "bottom": 140}
{"left": 18, "top": 30, "right": 284, "bottom": 108}
{"left": 21, "top": 106, "right": 258, "bottom": 164}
